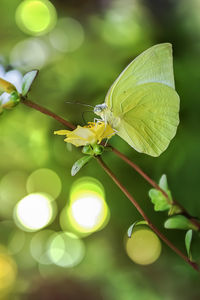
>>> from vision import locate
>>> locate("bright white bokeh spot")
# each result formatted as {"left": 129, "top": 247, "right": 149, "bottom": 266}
{"left": 48, "top": 232, "right": 85, "bottom": 268}
{"left": 60, "top": 177, "right": 109, "bottom": 236}
{"left": 14, "top": 193, "right": 54, "bottom": 232}
{"left": 71, "top": 195, "right": 104, "bottom": 229}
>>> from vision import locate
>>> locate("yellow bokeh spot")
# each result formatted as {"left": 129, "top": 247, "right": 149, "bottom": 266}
{"left": 125, "top": 225, "right": 162, "bottom": 265}
{"left": 14, "top": 193, "right": 55, "bottom": 232}
{"left": 60, "top": 177, "right": 110, "bottom": 236}
{"left": 0, "top": 248, "right": 17, "bottom": 296}
{"left": 16, "top": 0, "right": 57, "bottom": 36}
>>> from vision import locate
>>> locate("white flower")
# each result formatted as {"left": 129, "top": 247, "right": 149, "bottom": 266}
{"left": 0, "top": 65, "right": 23, "bottom": 105}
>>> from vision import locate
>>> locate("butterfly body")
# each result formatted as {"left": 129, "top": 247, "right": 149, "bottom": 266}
{"left": 94, "top": 43, "right": 180, "bottom": 157}
{"left": 94, "top": 103, "right": 121, "bottom": 129}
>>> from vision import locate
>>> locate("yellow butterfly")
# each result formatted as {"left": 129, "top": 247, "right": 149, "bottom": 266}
{"left": 94, "top": 43, "right": 180, "bottom": 157}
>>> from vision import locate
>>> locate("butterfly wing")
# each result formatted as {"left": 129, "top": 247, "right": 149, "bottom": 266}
{"left": 117, "top": 83, "right": 179, "bottom": 156}
{"left": 105, "top": 43, "right": 180, "bottom": 156}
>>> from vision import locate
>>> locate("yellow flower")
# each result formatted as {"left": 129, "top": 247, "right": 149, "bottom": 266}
{"left": 54, "top": 122, "right": 115, "bottom": 147}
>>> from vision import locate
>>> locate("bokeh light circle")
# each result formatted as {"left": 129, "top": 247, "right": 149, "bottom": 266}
{"left": 60, "top": 177, "right": 110, "bottom": 236}
{"left": 0, "top": 248, "right": 17, "bottom": 295}
{"left": 26, "top": 168, "right": 62, "bottom": 200}
{"left": 30, "top": 230, "right": 54, "bottom": 264}
{"left": 48, "top": 232, "right": 85, "bottom": 267}
{"left": 14, "top": 193, "right": 55, "bottom": 232}
{"left": 0, "top": 171, "right": 27, "bottom": 218}
{"left": 16, "top": 0, "right": 57, "bottom": 36}
{"left": 125, "top": 225, "right": 162, "bottom": 265}
{"left": 49, "top": 17, "right": 84, "bottom": 52}
{"left": 70, "top": 193, "right": 108, "bottom": 232}
{"left": 10, "top": 38, "right": 49, "bottom": 71}
{"left": 8, "top": 230, "right": 26, "bottom": 255}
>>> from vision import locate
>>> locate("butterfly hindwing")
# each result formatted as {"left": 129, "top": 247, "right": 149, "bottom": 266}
{"left": 116, "top": 83, "right": 180, "bottom": 156}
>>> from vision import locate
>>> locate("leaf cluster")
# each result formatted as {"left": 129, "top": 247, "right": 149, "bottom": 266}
{"left": 149, "top": 174, "right": 199, "bottom": 262}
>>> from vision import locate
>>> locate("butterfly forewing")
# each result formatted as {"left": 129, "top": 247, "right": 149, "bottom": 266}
{"left": 105, "top": 43, "right": 175, "bottom": 113}
{"left": 104, "top": 43, "right": 180, "bottom": 156}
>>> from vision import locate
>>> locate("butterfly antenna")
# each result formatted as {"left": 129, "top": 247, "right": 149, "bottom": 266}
{"left": 65, "top": 101, "right": 94, "bottom": 109}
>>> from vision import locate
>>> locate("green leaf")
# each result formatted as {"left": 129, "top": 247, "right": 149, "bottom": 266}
{"left": 159, "top": 174, "right": 168, "bottom": 190}
{"left": 127, "top": 220, "right": 148, "bottom": 238}
{"left": 164, "top": 215, "right": 197, "bottom": 230}
{"left": 168, "top": 204, "right": 183, "bottom": 216}
{"left": 21, "top": 70, "right": 38, "bottom": 96}
{"left": 185, "top": 229, "right": 193, "bottom": 260}
{"left": 71, "top": 156, "right": 92, "bottom": 176}
{"left": 149, "top": 174, "right": 172, "bottom": 212}
{"left": 149, "top": 189, "right": 172, "bottom": 211}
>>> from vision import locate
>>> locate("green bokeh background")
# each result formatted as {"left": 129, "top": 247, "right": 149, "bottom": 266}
{"left": 0, "top": 0, "right": 200, "bottom": 299}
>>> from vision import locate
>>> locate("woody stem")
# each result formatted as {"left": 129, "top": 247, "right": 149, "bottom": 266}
{"left": 96, "top": 156, "right": 199, "bottom": 272}
{"left": 22, "top": 98, "right": 76, "bottom": 130}
{"left": 111, "top": 147, "right": 200, "bottom": 231}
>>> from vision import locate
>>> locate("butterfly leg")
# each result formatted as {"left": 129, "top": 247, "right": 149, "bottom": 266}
{"left": 94, "top": 118, "right": 103, "bottom": 123}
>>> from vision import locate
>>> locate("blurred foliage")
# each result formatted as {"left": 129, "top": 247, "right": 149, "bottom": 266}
{"left": 0, "top": 0, "right": 200, "bottom": 299}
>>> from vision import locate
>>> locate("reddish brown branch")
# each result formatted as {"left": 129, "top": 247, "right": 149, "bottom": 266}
{"left": 96, "top": 156, "right": 199, "bottom": 272}
{"left": 111, "top": 147, "right": 200, "bottom": 231}
{"left": 22, "top": 99, "right": 76, "bottom": 130}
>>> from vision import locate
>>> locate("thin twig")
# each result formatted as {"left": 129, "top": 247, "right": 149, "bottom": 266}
{"left": 22, "top": 99, "right": 76, "bottom": 130}
{"left": 111, "top": 147, "right": 200, "bottom": 231}
{"left": 96, "top": 156, "right": 199, "bottom": 272}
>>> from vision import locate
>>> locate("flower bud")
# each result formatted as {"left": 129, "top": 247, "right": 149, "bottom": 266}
{"left": 82, "top": 145, "right": 94, "bottom": 155}
{"left": 93, "top": 144, "right": 104, "bottom": 155}
{"left": 1, "top": 91, "right": 20, "bottom": 109}
{"left": 0, "top": 78, "right": 17, "bottom": 94}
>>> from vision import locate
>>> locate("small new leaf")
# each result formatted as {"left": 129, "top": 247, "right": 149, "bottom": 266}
{"left": 168, "top": 204, "right": 183, "bottom": 216}
{"left": 158, "top": 174, "right": 167, "bottom": 190}
{"left": 164, "top": 215, "right": 198, "bottom": 230}
{"left": 71, "top": 155, "right": 92, "bottom": 176}
{"left": 127, "top": 220, "right": 148, "bottom": 238}
{"left": 185, "top": 229, "right": 193, "bottom": 260}
{"left": 149, "top": 175, "right": 172, "bottom": 212}
{"left": 22, "top": 70, "right": 38, "bottom": 96}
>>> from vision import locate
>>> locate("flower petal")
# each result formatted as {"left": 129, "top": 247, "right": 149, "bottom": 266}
{"left": 54, "top": 130, "right": 71, "bottom": 135}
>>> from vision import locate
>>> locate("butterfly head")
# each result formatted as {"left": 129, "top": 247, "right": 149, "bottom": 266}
{"left": 94, "top": 103, "right": 107, "bottom": 118}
